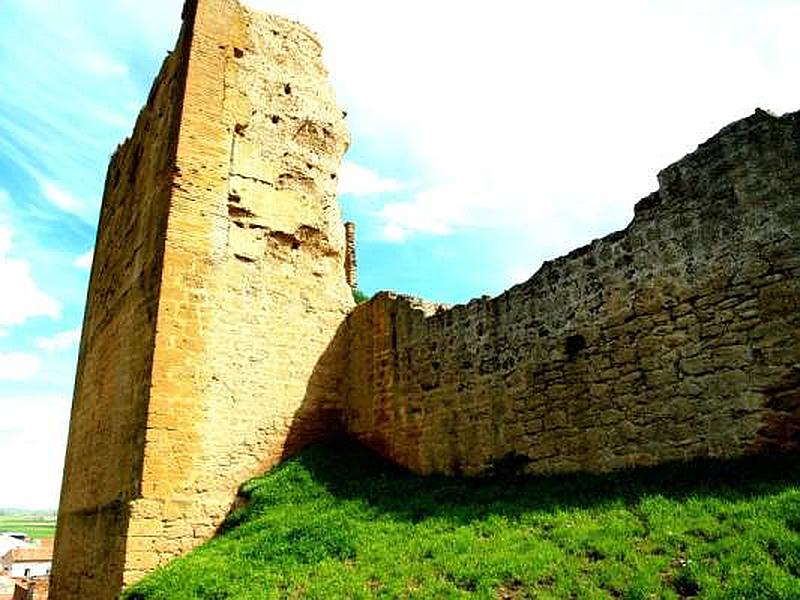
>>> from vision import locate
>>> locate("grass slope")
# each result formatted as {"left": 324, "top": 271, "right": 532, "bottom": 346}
{"left": 125, "top": 442, "right": 800, "bottom": 599}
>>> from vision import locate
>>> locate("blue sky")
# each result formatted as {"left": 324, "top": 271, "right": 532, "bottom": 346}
{"left": 1, "top": 0, "right": 799, "bottom": 509}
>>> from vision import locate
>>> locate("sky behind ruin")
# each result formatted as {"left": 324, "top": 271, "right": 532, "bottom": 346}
{"left": 1, "top": 0, "right": 799, "bottom": 509}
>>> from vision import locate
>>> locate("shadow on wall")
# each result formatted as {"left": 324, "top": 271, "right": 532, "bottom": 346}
{"left": 263, "top": 301, "right": 800, "bottom": 523}
{"left": 207, "top": 321, "right": 352, "bottom": 538}
{"left": 271, "top": 107, "right": 800, "bottom": 499}
{"left": 280, "top": 319, "right": 351, "bottom": 460}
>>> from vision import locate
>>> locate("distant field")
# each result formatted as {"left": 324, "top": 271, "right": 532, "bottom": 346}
{"left": 0, "top": 514, "right": 56, "bottom": 540}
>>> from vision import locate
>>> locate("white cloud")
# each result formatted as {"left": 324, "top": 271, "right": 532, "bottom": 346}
{"left": 93, "top": 104, "right": 134, "bottom": 129}
{"left": 377, "top": 184, "right": 475, "bottom": 240}
{"left": 338, "top": 160, "right": 405, "bottom": 196}
{"left": 0, "top": 329, "right": 7, "bottom": 337}
{"left": 0, "top": 395, "right": 70, "bottom": 510}
{"left": 0, "top": 226, "right": 8, "bottom": 255}
{"left": 0, "top": 225, "right": 60, "bottom": 328}
{"left": 81, "top": 51, "right": 128, "bottom": 76}
{"left": 0, "top": 352, "right": 42, "bottom": 381}
{"left": 381, "top": 224, "right": 405, "bottom": 243}
{"left": 506, "top": 264, "right": 538, "bottom": 287}
{"left": 246, "top": 0, "right": 800, "bottom": 248}
{"left": 74, "top": 249, "right": 93, "bottom": 269}
{"left": 38, "top": 178, "right": 82, "bottom": 213}
{"left": 35, "top": 328, "right": 81, "bottom": 353}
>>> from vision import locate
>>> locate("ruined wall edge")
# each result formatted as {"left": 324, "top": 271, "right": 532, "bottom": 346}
{"left": 344, "top": 109, "right": 800, "bottom": 476}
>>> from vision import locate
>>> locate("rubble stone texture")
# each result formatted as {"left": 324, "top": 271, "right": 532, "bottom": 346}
{"left": 51, "top": 0, "right": 800, "bottom": 597}
{"left": 345, "top": 108, "right": 800, "bottom": 474}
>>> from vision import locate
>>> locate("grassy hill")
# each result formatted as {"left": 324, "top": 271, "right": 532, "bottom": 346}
{"left": 124, "top": 442, "right": 800, "bottom": 599}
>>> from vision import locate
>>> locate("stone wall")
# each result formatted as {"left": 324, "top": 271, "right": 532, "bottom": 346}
{"left": 344, "top": 109, "right": 800, "bottom": 476}
{"left": 52, "top": 0, "right": 352, "bottom": 597}
{"left": 53, "top": 0, "right": 800, "bottom": 594}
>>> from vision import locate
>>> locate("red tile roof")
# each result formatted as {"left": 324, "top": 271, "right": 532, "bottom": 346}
{"left": 2, "top": 547, "right": 52, "bottom": 564}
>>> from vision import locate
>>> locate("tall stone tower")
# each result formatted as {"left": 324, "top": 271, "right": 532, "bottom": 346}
{"left": 50, "top": 0, "right": 353, "bottom": 597}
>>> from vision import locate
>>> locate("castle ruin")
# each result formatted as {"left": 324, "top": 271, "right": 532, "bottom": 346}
{"left": 51, "top": 0, "right": 800, "bottom": 598}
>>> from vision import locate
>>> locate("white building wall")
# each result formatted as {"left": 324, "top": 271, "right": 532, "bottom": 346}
{"left": 10, "top": 560, "right": 51, "bottom": 578}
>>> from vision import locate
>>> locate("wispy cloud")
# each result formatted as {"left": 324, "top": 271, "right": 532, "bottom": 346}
{"left": 0, "top": 225, "right": 60, "bottom": 327}
{"left": 35, "top": 328, "right": 81, "bottom": 353}
{"left": 339, "top": 161, "right": 405, "bottom": 196}
{"left": 81, "top": 51, "right": 128, "bottom": 76}
{"left": 37, "top": 177, "right": 83, "bottom": 214}
{"left": 0, "top": 1, "right": 158, "bottom": 226}
{"left": 92, "top": 104, "right": 135, "bottom": 129}
{"left": 0, "top": 394, "right": 70, "bottom": 510}
{"left": 74, "top": 249, "right": 93, "bottom": 269}
{"left": 253, "top": 0, "right": 800, "bottom": 250}
{"left": 377, "top": 185, "right": 473, "bottom": 241}
{"left": 0, "top": 352, "right": 42, "bottom": 381}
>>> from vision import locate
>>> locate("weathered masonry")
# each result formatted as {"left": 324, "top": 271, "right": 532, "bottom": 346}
{"left": 51, "top": 0, "right": 800, "bottom": 597}
{"left": 51, "top": 0, "right": 353, "bottom": 597}
{"left": 345, "top": 110, "right": 800, "bottom": 475}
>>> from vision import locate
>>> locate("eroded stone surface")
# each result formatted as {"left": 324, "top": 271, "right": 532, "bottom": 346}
{"left": 344, "top": 108, "right": 800, "bottom": 476}
{"left": 52, "top": 0, "right": 800, "bottom": 596}
{"left": 52, "top": 1, "right": 352, "bottom": 597}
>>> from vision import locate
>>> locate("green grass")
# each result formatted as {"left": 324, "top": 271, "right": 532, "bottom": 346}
{"left": 124, "top": 441, "right": 800, "bottom": 599}
{"left": 0, "top": 514, "right": 56, "bottom": 540}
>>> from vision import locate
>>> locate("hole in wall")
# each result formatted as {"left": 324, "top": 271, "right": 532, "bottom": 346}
{"left": 233, "top": 47, "right": 244, "bottom": 58}
{"left": 565, "top": 334, "right": 586, "bottom": 360}
{"left": 234, "top": 123, "right": 248, "bottom": 136}
{"left": 284, "top": 83, "right": 292, "bottom": 95}
{"left": 750, "top": 347, "right": 765, "bottom": 364}
{"left": 271, "top": 115, "right": 280, "bottom": 124}
{"left": 229, "top": 204, "right": 255, "bottom": 219}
